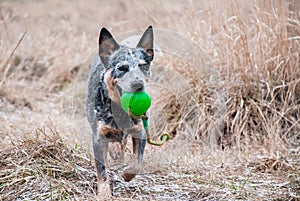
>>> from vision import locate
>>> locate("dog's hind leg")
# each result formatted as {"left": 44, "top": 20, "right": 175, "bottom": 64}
{"left": 122, "top": 133, "right": 146, "bottom": 182}
{"left": 108, "top": 137, "right": 127, "bottom": 164}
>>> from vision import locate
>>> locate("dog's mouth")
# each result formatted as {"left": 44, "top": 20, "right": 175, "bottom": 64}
{"left": 116, "top": 85, "right": 145, "bottom": 96}
{"left": 135, "top": 86, "right": 145, "bottom": 92}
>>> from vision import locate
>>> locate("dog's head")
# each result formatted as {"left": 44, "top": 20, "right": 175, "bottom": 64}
{"left": 98, "top": 26, "right": 154, "bottom": 95}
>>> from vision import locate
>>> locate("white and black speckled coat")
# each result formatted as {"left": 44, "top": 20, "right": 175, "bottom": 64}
{"left": 86, "top": 26, "right": 154, "bottom": 184}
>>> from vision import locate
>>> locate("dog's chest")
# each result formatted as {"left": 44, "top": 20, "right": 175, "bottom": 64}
{"left": 95, "top": 72, "right": 141, "bottom": 141}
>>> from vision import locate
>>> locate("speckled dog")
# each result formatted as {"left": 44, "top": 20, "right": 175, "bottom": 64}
{"left": 86, "top": 26, "right": 154, "bottom": 195}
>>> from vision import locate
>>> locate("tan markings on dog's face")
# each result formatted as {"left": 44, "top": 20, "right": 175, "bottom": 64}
{"left": 104, "top": 68, "right": 121, "bottom": 103}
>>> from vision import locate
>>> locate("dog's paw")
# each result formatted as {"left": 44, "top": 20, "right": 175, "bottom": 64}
{"left": 122, "top": 166, "right": 140, "bottom": 182}
{"left": 97, "top": 180, "right": 112, "bottom": 201}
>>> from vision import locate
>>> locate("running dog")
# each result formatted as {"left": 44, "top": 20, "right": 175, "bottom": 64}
{"left": 86, "top": 26, "right": 154, "bottom": 196}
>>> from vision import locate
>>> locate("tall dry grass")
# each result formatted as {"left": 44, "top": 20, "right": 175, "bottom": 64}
{"left": 146, "top": 0, "right": 300, "bottom": 152}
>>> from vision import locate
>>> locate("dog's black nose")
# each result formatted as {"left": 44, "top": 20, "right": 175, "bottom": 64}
{"left": 131, "top": 80, "right": 144, "bottom": 91}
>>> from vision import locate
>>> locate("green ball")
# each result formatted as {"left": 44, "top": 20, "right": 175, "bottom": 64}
{"left": 121, "top": 91, "right": 151, "bottom": 116}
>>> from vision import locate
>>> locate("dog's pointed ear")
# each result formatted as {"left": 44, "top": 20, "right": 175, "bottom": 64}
{"left": 137, "top": 25, "right": 154, "bottom": 60}
{"left": 99, "top": 28, "right": 119, "bottom": 67}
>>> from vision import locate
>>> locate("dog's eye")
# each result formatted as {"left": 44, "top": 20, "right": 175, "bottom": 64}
{"left": 117, "top": 65, "right": 129, "bottom": 72}
{"left": 138, "top": 64, "right": 150, "bottom": 72}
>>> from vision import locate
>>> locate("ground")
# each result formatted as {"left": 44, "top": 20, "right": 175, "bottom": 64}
{"left": 0, "top": 0, "right": 299, "bottom": 200}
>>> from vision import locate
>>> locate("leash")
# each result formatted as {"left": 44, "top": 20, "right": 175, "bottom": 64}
{"left": 128, "top": 108, "right": 172, "bottom": 146}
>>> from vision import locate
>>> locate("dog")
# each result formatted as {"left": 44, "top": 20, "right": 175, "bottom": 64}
{"left": 86, "top": 26, "right": 154, "bottom": 196}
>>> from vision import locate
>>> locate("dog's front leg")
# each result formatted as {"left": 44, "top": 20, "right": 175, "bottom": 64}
{"left": 93, "top": 128, "right": 111, "bottom": 198}
{"left": 122, "top": 125, "right": 146, "bottom": 182}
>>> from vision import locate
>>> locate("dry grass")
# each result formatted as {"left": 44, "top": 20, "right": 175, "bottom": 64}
{"left": 0, "top": 128, "right": 97, "bottom": 200}
{"left": 1, "top": 128, "right": 299, "bottom": 200}
{"left": 150, "top": 0, "right": 300, "bottom": 150}
{"left": 0, "top": 0, "right": 300, "bottom": 200}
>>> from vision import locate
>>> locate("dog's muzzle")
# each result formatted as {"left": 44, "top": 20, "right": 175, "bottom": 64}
{"left": 131, "top": 80, "right": 144, "bottom": 92}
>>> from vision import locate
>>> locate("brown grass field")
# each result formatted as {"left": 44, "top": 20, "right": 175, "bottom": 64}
{"left": 0, "top": 0, "right": 299, "bottom": 200}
